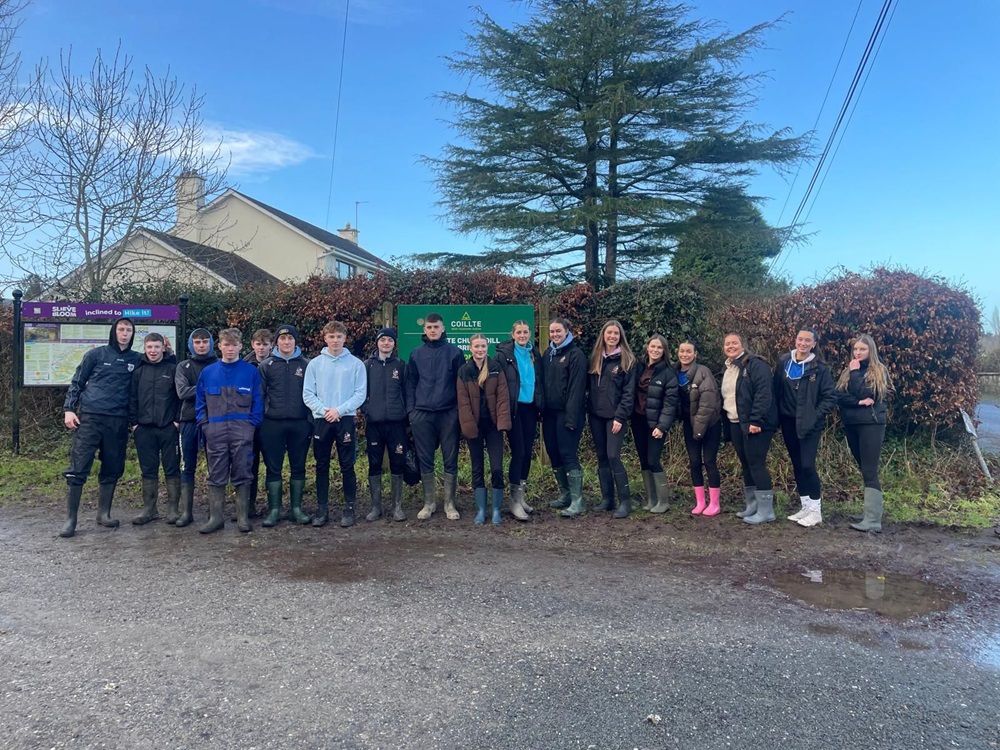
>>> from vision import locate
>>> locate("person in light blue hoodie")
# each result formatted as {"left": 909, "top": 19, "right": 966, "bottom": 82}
{"left": 303, "top": 320, "right": 367, "bottom": 528}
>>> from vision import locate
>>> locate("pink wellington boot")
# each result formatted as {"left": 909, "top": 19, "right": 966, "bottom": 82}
{"left": 691, "top": 486, "right": 707, "bottom": 515}
{"left": 702, "top": 487, "right": 722, "bottom": 517}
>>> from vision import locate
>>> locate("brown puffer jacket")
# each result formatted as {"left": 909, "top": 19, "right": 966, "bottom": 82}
{"left": 457, "top": 357, "right": 512, "bottom": 439}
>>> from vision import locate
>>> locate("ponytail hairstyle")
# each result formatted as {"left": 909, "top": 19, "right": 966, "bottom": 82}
{"left": 589, "top": 319, "right": 636, "bottom": 374}
{"left": 470, "top": 333, "right": 490, "bottom": 388}
{"left": 645, "top": 334, "right": 670, "bottom": 366}
{"left": 836, "top": 333, "right": 893, "bottom": 400}
{"left": 511, "top": 319, "right": 536, "bottom": 362}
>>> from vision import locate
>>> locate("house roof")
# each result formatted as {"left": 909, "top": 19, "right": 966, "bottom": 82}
{"left": 144, "top": 229, "right": 283, "bottom": 286}
{"left": 233, "top": 191, "right": 392, "bottom": 270}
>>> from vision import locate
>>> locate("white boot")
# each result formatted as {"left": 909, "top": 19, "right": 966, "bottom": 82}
{"left": 787, "top": 495, "right": 810, "bottom": 522}
{"left": 796, "top": 497, "right": 823, "bottom": 527}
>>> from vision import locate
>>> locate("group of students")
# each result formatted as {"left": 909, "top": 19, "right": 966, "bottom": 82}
{"left": 57, "top": 313, "right": 891, "bottom": 537}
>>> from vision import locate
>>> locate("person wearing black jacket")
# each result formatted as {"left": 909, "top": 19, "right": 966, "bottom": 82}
{"left": 542, "top": 317, "right": 588, "bottom": 517}
{"left": 128, "top": 332, "right": 180, "bottom": 526}
{"left": 720, "top": 333, "right": 778, "bottom": 524}
{"left": 836, "top": 333, "right": 892, "bottom": 532}
{"left": 632, "top": 334, "right": 679, "bottom": 515}
{"left": 588, "top": 320, "right": 639, "bottom": 518}
{"left": 362, "top": 327, "right": 408, "bottom": 522}
{"left": 59, "top": 317, "right": 141, "bottom": 538}
{"left": 258, "top": 324, "right": 312, "bottom": 528}
{"left": 405, "top": 313, "right": 466, "bottom": 521}
{"left": 675, "top": 340, "right": 723, "bottom": 516}
{"left": 173, "top": 328, "right": 218, "bottom": 527}
{"left": 774, "top": 328, "right": 837, "bottom": 528}
{"left": 494, "top": 321, "right": 544, "bottom": 521}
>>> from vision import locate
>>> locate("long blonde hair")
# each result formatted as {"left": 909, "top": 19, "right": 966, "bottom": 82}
{"left": 470, "top": 333, "right": 489, "bottom": 387}
{"left": 589, "top": 320, "right": 636, "bottom": 374}
{"left": 836, "top": 333, "right": 892, "bottom": 400}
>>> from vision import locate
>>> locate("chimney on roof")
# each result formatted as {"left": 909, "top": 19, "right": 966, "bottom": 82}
{"left": 176, "top": 171, "right": 206, "bottom": 230}
{"left": 337, "top": 222, "right": 359, "bottom": 245}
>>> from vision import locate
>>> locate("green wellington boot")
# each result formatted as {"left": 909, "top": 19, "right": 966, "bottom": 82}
{"left": 290, "top": 479, "right": 311, "bottom": 525}
{"left": 443, "top": 473, "right": 459, "bottom": 521}
{"left": 236, "top": 483, "right": 252, "bottom": 533}
{"left": 262, "top": 481, "right": 282, "bottom": 527}
{"left": 417, "top": 473, "right": 437, "bottom": 520}
{"left": 549, "top": 468, "right": 571, "bottom": 509}
{"left": 640, "top": 470, "right": 656, "bottom": 511}
{"left": 594, "top": 467, "right": 615, "bottom": 512}
{"left": 612, "top": 470, "right": 632, "bottom": 519}
{"left": 649, "top": 472, "right": 670, "bottom": 514}
{"left": 199, "top": 485, "right": 226, "bottom": 534}
{"left": 175, "top": 483, "right": 195, "bottom": 527}
{"left": 560, "top": 470, "right": 586, "bottom": 517}
{"left": 164, "top": 477, "right": 181, "bottom": 524}
{"left": 850, "top": 487, "right": 884, "bottom": 533}
{"left": 390, "top": 474, "right": 406, "bottom": 521}
{"left": 366, "top": 477, "right": 383, "bottom": 521}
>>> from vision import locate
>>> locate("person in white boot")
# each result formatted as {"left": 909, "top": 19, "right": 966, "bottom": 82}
{"left": 773, "top": 328, "right": 837, "bottom": 527}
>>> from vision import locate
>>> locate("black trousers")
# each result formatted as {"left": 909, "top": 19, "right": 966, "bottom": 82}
{"left": 542, "top": 408, "right": 583, "bottom": 472}
{"left": 410, "top": 408, "right": 459, "bottom": 475}
{"left": 179, "top": 420, "right": 205, "bottom": 485}
{"left": 844, "top": 423, "right": 885, "bottom": 490}
{"left": 728, "top": 422, "right": 774, "bottom": 491}
{"left": 313, "top": 417, "right": 357, "bottom": 504}
{"left": 683, "top": 419, "right": 722, "bottom": 488}
{"left": 507, "top": 402, "right": 538, "bottom": 485}
{"left": 468, "top": 417, "right": 505, "bottom": 489}
{"left": 366, "top": 419, "right": 408, "bottom": 476}
{"left": 589, "top": 414, "right": 627, "bottom": 474}
{"left": 260, "top": 417, "right": 312, "bottom": 482}
{"left": 134, "top": 423, "right": 180, "bottom": 480}
{"left": 630, "top": 412, "right": 666, "bottom": 473}
{"left": 64, "top": 414, "right": 128, "bottom": 487}
{"left": 780, "top": 416, "right": 822, "bottom": 498}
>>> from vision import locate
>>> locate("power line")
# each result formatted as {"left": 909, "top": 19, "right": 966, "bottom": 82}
{"left": 801, "top": 0, "right": 899, "bottom": 227}
{"left": 325, "top": 0, "right": 351, "bottom": 229}
{"left": 774, "top": 0, "right": 866, "bottom": 229}
{"left": 769, "top": 0, "right": 896, "bottom": 274}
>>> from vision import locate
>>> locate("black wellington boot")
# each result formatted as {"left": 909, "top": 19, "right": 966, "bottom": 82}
{"left": 612, "top": 470, "right": 632, "bottom": 519}
{"left": 366, "top": 477, "right": 383, "bottom": 521}
{"left": 199, "top": 485, "right": 226, "bottom": 534}
{"left": 132, "top": 478, "right": 160, "bottom": 525}
{"left": 164, "top": 477, "right": 181, "bottom": 524}
{"left": 96, "top": 483, "right": 120, "bottom": 528}
{"left": 175, "top": 483, "right": 195, "bottom": 527}
{"left": 236, "top": 483, "right": 252, "bottom": 532}
{"left": 390, "top": 474, "right": 406, "bottom": 521}
{"left": 60, "top": 485, "right": 83, "bottom": 538}
{"left": 594, "top": 467, "right": 615, "bottom": 512}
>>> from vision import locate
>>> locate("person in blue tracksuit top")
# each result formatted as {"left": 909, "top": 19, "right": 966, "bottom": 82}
{"left": 195, "top": 328, "right": 263, "bottom": 534}
{"left": 303, "top": 320, "right": 367, "bottom": 528}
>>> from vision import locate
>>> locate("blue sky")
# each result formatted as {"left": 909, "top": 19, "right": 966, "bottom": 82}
{"left": 13, "top": 0, "right": 1000, "bottom": 324}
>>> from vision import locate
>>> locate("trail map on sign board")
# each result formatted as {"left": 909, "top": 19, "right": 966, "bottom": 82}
{"left": 23, "top": 324, "right": 177, "bottom": 386}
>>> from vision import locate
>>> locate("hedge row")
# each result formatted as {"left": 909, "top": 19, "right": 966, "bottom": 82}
{"left": 0, "top": 267, "right": 981, "bottom": 444}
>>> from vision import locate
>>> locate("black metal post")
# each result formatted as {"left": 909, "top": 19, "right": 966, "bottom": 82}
{"left": 12, "top": 289, "right": 22, "bottom": 454}
{"left": 178, "top": 294, "right": 189, "bottom": 359}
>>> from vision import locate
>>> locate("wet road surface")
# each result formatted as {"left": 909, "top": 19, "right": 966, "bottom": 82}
{"left": 1, "top": 506, "right": 998, "bottom": 749}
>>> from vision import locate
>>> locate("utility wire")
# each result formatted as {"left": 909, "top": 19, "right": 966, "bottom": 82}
{"left": 801, "top": 0, "right": 899, "bottom": 228}
{"left": 769, "top": 0, "right": 896, "bottom": 274}
{"left": 325, "top": 0, "right": 351, "bottom": 229}
{"left": 774, "top": 0, "right": 866, "bottom": 229}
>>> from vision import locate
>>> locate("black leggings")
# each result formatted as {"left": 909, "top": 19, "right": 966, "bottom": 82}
{"left": 843, "top": 423, "right": 885, "bottom": 491}
{"left": 542, "top": 409, "right": 583, "bottom": 472}
{"left": 468, "top": 417, "right": 505, "bottom": 489}
{"left": 728, "top": 423, "right": 774, "bottom": 491}
{"left": 589, "top": 414, "right": 627, "bottom": 474}
{"left": 508, "top": 403, "right": 538, "bottom": 485}
{"left": 630, "top": 412, "right": 665, "bottom": 473}
{"left": 683, "top": 419, "right": 721, "bottom": 488}
{"left": 779, "top": 417, "right": 822, "bottom": 498}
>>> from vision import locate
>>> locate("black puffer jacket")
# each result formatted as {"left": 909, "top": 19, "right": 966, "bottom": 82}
{"left": 363, "top": 354, "right": 407, "bottom": 423}
{"left": 587, "top": 351, "right": 636, "bottom": 423}
{"left": 129, "top": 353, "right": 180, "bottom": 427}
{"left": 542, "top": 336, "right": 587, "bottom": 429}
{"left": 836, "top": 359, "right": 889, "bottom": 426}
{"left": 175, "top": 331, "right": 218, "bottom": 422}
{"left": 722, "top": 353, "right": 778, "bottom": 435}
{"left": 405, "top": 336, "right": 466, "bottom": 414}
{"left": 494, "top": 339, "right": 544, "bottom": 414}
{"left": 259, "top": 350, "right": 311, "bottom": 420}
{"left": 64, "top": 317, "right": 141, "bottom": 417}
{"left": 773, "top": 353, "right": 837, "bottom": 438}
{"left": 637, "top": 360, "right": 679, "bottom": 434}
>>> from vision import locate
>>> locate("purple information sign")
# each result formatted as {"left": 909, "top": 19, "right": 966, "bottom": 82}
{"left": 21, "top": 302, "right": 179, "bottom": 321}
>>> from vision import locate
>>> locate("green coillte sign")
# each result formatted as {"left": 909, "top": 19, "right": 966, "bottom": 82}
{"left": 397, "top": 305, "right": 535, "bottom": 362}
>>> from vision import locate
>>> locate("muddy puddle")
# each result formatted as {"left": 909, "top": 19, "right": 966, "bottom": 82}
{"left": 770, "top": 569, "right": 967, "bottom": 620}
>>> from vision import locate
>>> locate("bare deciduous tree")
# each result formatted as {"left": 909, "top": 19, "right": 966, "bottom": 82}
{"left": 7, "top": 44, "right": 228, "bottom": 299}
{"left": 0, "top": 0, "right": 29, "bottom": 250}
